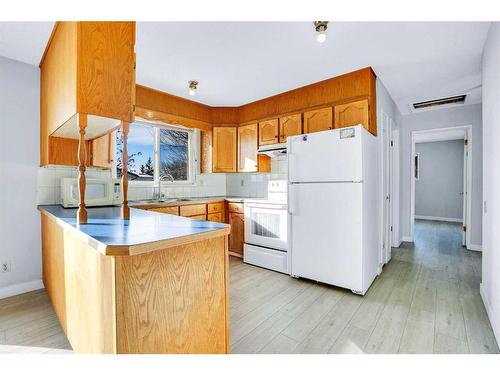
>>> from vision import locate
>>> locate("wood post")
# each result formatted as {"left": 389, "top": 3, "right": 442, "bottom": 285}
{"left": 121, "top": 121, "right": 130, "bottom": 219}
{"left": 77, "top": 114, "right": 88, "bottom": 224}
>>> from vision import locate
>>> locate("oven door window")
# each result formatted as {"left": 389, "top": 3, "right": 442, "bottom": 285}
{"left": 245, "top": 205, "right": 287, "bottom": 251}
{"left": 251, "top": 211, "right": 281, "bottom": 238}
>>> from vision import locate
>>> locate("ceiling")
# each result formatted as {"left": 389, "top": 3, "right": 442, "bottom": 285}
{"left": 0, "top": 21, "right": 491, "bottom": 115}
{"left": 0, "top": 22, "right": 54, "bottom": 66}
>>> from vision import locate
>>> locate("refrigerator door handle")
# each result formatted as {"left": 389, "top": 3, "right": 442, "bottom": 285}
{"left": 288, "top": 185, "right": 295, "bottom": 215}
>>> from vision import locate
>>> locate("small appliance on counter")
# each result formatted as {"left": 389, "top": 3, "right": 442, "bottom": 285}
{"left": 60, "top": 177, "right": 122, "bottom": 208}
{"left": 243, "top": 180, "right": 289, "bottom": 274}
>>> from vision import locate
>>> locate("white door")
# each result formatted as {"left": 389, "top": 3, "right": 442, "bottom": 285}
{"left": 289, "top": 182, "right": 363, "bottom": 292}
{"left": 380, "top": 112, "right": 392, "bottom": 264}
{"left": 288, "top": 127, "right": 363, "bottom": 183}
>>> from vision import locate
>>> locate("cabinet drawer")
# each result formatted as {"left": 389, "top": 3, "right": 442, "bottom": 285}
{"left": 207, "top": 202, "right": 224, "bottom": 214}
{"left": 180, "top": 204, "right": 207, "bottom": 217}
{"left": 189, "top": 214, "right": 207, "bottom": 221}
{"left": 151, "top": 206, "right": 179, "bottom": 215}
{"left": 227, "top": 202, "right": 244, "bottom": 213}
{"left": 207, "top": 212, "right": 223, "bottom": 223}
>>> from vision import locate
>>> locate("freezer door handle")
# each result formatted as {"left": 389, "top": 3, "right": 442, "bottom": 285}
{"left": 287, "top": 153, "right": 294, "bottom": 182}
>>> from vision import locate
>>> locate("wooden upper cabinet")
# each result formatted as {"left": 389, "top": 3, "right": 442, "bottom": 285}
{"left": 213, "top": 127, "right": 237, "bottom": 173}
{"left": 279, "top": 114, "right": 302, "bottom": 143}
{"left": 92, "top": 133, "right": 113, "bottom": 168}
{"left": 334, "top": 99, "right": 369, "bottom": 131}
{"left": 238, "top": 123, "right": 258, "bottom": 172}
{"left": 40, "top": 21, "right": 136, "bottom": 166}
{"left": 303, "top": 107, "right": 333, "bottom": 134}
{"left": 258, "top": 119, "right": 279, "bottom": 145}
{"left": 77, "top": 22, "right": 136, "bottom": 123}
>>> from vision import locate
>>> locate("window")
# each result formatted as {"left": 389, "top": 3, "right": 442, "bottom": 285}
{"left": 116, "top": 123, "right": 155, "bottom": 181}
{"left": 115, "top": 122, "right": 195, "bottom": 184}
{"left": 159, "top": 128, "right": 190, "bottom": 181}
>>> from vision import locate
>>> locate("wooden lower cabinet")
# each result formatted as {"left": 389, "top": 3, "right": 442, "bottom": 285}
{"left": 227, "top": 204, "right": 244, "bottom": 256}
{"left": 150, "top": 206, "right": 179, "bottom": 215}
{"left": 180, "top": 204, "right": 206, "bottom": 217}
{"left": 207, "top": 212, "right": 223, "bottom": 223}
{"left": 41, "top": 213, "right": 229, "bottom": 354}
{"left": 189, "top": 214, "right": 207, "bottom": 221}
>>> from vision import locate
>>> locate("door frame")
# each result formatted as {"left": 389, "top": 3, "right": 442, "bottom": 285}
{"left": 409, "top": 125, "right": 472, "bottom": 249}
{"left": 379, "top": 110, "right": 395, "bottom": 267}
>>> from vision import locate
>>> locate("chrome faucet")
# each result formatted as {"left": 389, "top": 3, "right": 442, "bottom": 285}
{"left": 155, "top": 173, "right": 174, "bottom": 201}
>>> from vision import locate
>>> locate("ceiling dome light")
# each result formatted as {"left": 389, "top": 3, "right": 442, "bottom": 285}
{"left": 188, "top": 80, "right": 198, "bottom": 96}
{"left": 314, "top": 21, "right": 329, "bottom": 43}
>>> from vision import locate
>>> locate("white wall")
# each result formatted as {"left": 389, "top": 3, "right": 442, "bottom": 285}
{"left": 415, "top": 140, "right": 464, "bottom": 221}
{"left": 481, "top": 22, "right": 500, "bottom": 346}
{"left": 0, "top": 56, "right": 42, "bottom": 298}
{"left": 399, "top": 104, "right": 483, "bottom": 246}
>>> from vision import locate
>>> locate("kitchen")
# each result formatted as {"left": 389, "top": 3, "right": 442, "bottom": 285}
{"left": 1, "top": 14, "right": 500, "bottom": 363}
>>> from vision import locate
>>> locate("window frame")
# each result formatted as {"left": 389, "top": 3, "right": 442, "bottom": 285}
{"left": 113, "top": 120, "right": 196, "bottom": 186}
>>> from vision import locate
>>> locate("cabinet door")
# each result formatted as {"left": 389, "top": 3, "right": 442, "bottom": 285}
{"left": 238, "top": 123, "right": 258, "bottom": 172}
{"left": 258, "top": 119, "right": 279, "bottom": 145}
{"left": 279, "top": 114, "right": 302, "bottom": 143}
{"left": 229, "top": 212, "right": 245, "bottom": 255}
{"left": 334, "top": 99, "right": 369, "bottom": 130}
{"left": 303, "top": 107, "right": 333, "bottom": 134}
{"left": 213, "top": 127, "right": 237, "bottom": 173}
{"left": 92, "top": 133, "right": 112, "bottom": 168}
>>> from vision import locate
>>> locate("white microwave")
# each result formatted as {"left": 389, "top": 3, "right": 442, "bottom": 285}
{"left": 60, "top": 178, "right": 122, "bottom": 208}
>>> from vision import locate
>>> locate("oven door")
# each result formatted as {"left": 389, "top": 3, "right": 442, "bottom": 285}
{"left": 244, "top": 202, "right": 288, "bottom": 251}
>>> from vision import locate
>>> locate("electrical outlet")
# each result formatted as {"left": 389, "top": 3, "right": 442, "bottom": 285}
{"left": 1, "top": 261, "right": 11, "bottom": 273}
{"left": 240, "top": 179, "right": 244, "bottom": 187}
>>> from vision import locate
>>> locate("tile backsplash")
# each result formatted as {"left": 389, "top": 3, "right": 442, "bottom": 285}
{"left": 226, "top": 155, "right": 287, "bottom": 197}
{"left": 36, "top": 155, "right": 287, "bottom": 205}
{"left": 37, "top": 165, "right": 112, "bottom": 205}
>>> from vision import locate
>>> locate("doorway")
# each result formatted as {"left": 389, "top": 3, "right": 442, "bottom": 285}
{"left": 410, "top": 126, "right": 472, "bottom": 249}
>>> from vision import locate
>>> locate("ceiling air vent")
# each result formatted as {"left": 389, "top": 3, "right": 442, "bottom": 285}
{"left": 413, "top": 95, "right": 466, "bottom": 110}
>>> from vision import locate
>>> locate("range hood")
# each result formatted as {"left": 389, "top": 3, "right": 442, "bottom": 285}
{"left": 257, "top": 143, "right": 287, "bottom": 157}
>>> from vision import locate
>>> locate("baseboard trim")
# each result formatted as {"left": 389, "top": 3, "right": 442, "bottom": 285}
{"left": 401, "top": 236, "right": 413, "bottom": 242}
{"left": 480, "top": 283, "right": 500, "bottom": 348}
{"left": 468, "top": 244, "right": 483, "bottom": 252}
{"left": 228, "top": 251, "right": 243, "bottom": 258}
{"left": 415, "top": 215, "right": 463, "bottom": 223}
{"left": 0, "top": 279, "right": 43, "bottom": 300}
{"left": 392, "top": 240, "right": 402, "bottom": 248}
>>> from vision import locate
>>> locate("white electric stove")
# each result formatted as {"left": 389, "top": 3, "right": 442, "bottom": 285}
{"left": 243, "top": 180, "right": 289, "bottom": 274}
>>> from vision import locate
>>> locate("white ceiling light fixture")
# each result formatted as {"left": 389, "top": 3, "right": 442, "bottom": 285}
{"left": 188, "top": 80, "right": 198, "bottom": 96}
{"left": 314, "top": 21, "right": 329, "bottom": 43}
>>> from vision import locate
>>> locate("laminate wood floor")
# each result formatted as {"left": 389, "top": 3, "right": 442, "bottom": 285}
{"left": 1, "top": 220, "right": 498, "bottom": 354}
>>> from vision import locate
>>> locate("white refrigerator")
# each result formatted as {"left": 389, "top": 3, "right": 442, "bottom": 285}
{"left": 287, "top": 125, "right": 380, "bottom": 295}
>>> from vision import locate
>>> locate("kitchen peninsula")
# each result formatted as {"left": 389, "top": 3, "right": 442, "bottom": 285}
{"left": 39, "top": 204, "right": 230, "bottom": 353}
